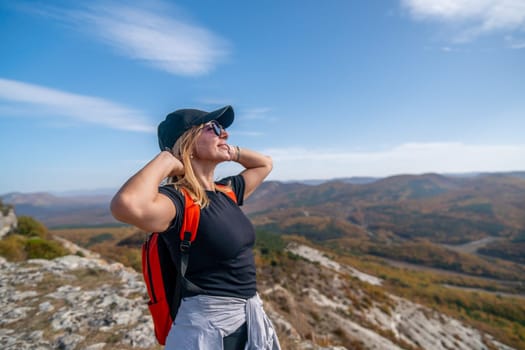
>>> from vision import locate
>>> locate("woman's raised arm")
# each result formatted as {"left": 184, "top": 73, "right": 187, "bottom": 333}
{"left": 110, "top": 151, "right": 183, "bottom": 232}
{"left": 231, "top": 146, "right": 273, "bottom": 200}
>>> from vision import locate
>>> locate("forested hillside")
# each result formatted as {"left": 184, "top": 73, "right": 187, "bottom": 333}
{"left": 244, "top": 173, "right": 525, "bottom": 278}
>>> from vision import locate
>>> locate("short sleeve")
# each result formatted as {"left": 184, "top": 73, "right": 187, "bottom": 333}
{"left": 217, "top": 175, "right": 245, "bottom": 206}
{"left": 158, "top": 185, "right": 184, "bottom": 234}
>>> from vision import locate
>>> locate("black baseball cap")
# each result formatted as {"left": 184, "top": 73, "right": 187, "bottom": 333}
{"left": 157, "top": 105, "right": 234, "bottom": 150}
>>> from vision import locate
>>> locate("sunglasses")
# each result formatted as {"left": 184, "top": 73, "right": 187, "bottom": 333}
{"left": 203, "top": 120, "right": 224, "bottom": 136}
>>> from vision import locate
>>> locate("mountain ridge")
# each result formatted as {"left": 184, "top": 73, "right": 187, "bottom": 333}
{"left": 2, "top": 172, "right": 524, "bottom": 270}
{"left": 3, "top": 171, "right": 524, "bottom": 199}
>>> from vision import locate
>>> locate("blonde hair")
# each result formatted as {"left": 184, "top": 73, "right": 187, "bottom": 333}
{"left": 167, "top": 124, "right": 230, "bottom": 208}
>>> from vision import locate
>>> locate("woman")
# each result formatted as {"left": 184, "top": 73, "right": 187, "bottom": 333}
{"left": 110, "top": 105, "right": 281, "bottom": 349}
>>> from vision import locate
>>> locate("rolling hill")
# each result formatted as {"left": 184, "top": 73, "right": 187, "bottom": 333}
{"left": 3, "top": 172, "right": 525, "bottom": 272}
{"left": 243, "top": 172, "right": 525, "bottom": 276}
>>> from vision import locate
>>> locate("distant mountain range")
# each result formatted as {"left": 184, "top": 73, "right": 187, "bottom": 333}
{"left": 0, "top": 191, "right": 116, "bottom": 227}
{"left": 241, "top": 171, "right": 525, "bottom": 276}
{"left": 2, "top": 172, "right": 525, "bottom": 239}
{"left": 1, "top": 177, "right": 382, "bottom": 227}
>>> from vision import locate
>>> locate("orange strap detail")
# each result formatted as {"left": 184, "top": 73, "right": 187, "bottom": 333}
{"left": 179, "top": 188, "right": 200, "bottom": 243}
{"left": 178, "top": 184, "right": 237, "bottom": 243}
{"left": 216, "top": 184, "right": 237, "bottom": 203}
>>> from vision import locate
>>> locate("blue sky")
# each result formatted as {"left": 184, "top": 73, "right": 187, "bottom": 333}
{"left": 1, "top": 0, "right": 524, "bottom": 194}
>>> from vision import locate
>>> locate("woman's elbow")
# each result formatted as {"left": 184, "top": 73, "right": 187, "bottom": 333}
{"left": 264, "top": 155, "right": 273, "bottom": 174}
{"left": 110, "top": 193, "right": 137, "bottom": 223}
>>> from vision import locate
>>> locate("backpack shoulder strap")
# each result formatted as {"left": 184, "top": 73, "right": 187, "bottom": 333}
{"left": 215, "top": 183, "right": 238, "bottom": 204}
{"left": 178, "top": 188, "right": 207, "bottom": 294}
{"left": 179, "top": 188, "right": 200, "bottom": 252}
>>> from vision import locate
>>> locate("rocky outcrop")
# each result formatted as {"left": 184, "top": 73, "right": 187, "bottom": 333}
{"left": 0, "top": 208, "right": 17, "bottom": 239}
{"left": 284, "top": 243, "right": 516, "bottom": 350}
{"left": 0, "top": 254, "right": 159, "bottom": 350}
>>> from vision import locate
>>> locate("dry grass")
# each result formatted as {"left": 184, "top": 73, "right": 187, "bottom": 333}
{"left": 51, "top": 226, "right": 138, "bottom": 247}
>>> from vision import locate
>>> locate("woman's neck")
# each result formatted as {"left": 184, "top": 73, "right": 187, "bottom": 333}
{"left": 198, "top": 175, "right": 215, "bottom": 191}
{"left": 191, "top": 161, "right": 216, "bottom": 191}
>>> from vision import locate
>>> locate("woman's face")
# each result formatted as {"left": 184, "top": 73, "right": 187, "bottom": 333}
{"left": 192, "top": 121, "right": 230, "bottom": 162}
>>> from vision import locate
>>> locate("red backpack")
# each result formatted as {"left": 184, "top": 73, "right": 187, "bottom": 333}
{"left": 141, "top": 185, "right": 237, "bottom": 345}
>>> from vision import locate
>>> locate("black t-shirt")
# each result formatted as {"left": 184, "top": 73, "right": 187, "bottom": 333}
{"left": 158, "top": 175, "right": 257, "bottom": 299}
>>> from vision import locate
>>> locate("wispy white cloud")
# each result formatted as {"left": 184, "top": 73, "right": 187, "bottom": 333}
{"left": 505, "top": 34, "right": 525, "bottom": 48}
{"left": 260, "top": 142, "right": 525, "bottom": 180}
{"left": 401, "top": 0, "right": 525, "bottom": 44}
{"left": 0, "top": 78, "right": 154, "bottom": 132}
{"left": 240, "top": 107, "right": 273, "bottom": 120}
{"left": 21, "top": 1, "right": 230, "bottom": 75}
